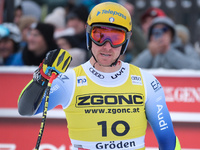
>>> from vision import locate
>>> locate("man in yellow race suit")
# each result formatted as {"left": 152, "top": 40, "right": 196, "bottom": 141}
{"left": 18, "top": 2, "right": 181, "bottom": 150}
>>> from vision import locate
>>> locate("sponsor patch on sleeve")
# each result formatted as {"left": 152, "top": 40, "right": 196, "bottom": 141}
{"left": 151, "top": 79, "right": 162, "bottom": 92}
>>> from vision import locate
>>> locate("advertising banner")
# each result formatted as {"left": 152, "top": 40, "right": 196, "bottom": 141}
{"left": 0, "top": 68, "right": 200, "bottom": 149}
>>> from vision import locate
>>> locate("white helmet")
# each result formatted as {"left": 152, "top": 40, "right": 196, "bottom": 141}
{"left": 0, "top": 23, "right": 21, "bottom": 43}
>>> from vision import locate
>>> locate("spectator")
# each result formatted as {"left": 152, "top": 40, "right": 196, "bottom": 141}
{"left": 176, "top": 24, "right": 190, "bottom": 46}
{"left": 55, "top": 27, "right": 86, "bottom": 67}
{"left": 132, "top": 16, "right": 200, "bottom": 69}
{"left": 64, "top": 1, "right": 76, "bottom": 15}
{"left": 44, "top": 7, "right": 66, "bottom": 32}
{"left": 140, "top": 7, "right": 166, "bottom": 39}
{"left": 65, "top": 4, "right": 89, "bottom": 51}
{"left": 0, "top": 23, "right": 21, "bottom": 65}
{"left": 13, "top": 5, "right": 23, "bottom": 26}
{"left": 21, "top": 0, "right": 41, "bottom": 21}
{"left": 13, "top": 0, "right": 41, "bottom": 25}
{"left": 194, "top": 18, "right": 200, "bottom": 55}
{"left": 66, "top": 4, "right": 88, "bottom": 35}
{"left": 11, "top": 22, "right": 57, "bottom": 66}
{"left": 175, "top": 24, "right": 198, "bottom": 58}
{"left": 18, "top": 16, "right": 37, "bottom": 51}
{"left": 121, "top": 0, "right": 147, "bottom": 62}
{"left": 56, "top": 34, "right": 87, "bottom": 67}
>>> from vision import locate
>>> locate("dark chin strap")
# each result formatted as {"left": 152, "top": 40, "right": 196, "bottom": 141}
{"left": 91, "top": 51, "right": 120, "bottom": 68}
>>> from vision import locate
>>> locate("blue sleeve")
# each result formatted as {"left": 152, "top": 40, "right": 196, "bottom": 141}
{"left": 35, "top": 69, "right": 75, "bottom": 114}
{"left": 9, "top": 52, "right": 25, "bottom": 66}
{"left": 142, "top": 70, "right": 176, "bottom": 150}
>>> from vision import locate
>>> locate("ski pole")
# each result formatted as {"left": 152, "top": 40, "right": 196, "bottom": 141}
{"left": 34, "top": 72, "right": 57, "bottom": 150}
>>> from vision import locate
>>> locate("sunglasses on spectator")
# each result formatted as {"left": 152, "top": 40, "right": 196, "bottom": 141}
{"left": 87, "top": 24, "right": 131, "bottom": 48}
{"left": 152, "top": 26, "right": 169, "bottom": 39}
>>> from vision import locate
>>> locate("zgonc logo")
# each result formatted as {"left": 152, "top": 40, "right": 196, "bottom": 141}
{"left": 164, "top": 86, "right": 200, "bottom": 103}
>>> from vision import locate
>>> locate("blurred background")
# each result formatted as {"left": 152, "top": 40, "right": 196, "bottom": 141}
{"left": 0, "top": 0, "right": 200, "bottom": 150}
{"left": 1, "top": 0, "right": 200, "bottom": 44}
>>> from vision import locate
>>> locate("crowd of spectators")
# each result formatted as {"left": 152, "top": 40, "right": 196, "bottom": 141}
{"left": 0, "top": 0, "right": 200, "bottom": 69}
{"left": 132, "top": 16, "right": 200, "bottom": 69}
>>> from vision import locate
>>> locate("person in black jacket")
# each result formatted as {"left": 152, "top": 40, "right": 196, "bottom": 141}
{"left": 11, "top": 22, "right": 58, "bottom": 66}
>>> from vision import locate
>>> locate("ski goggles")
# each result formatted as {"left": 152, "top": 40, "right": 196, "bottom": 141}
{"left": 87, "top": 24, "right": 131, "bottom": 48}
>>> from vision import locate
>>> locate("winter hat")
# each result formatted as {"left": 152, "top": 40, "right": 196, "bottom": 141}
{"left": 0, "top": 22, "right": 21, "bottom": 43}
{"left": 18, "top": 16, "right": 37, "bottom": 31}
{"left": 21, "top": 0, "right": 41, "bottom": 21}
{"left": 30, "top": 22, "right": 55, "bottom": 46}
{"left": 66, "top": 4, "right": 89, "bottom": 23}
{"left": 54, "top": 27, "right": 75, "bottom": 39}
{"left": 148, "top": 16, "right": 176, "bottom": 41}
{"left": 44, "top": 7, "right": 66, "bottom": 28}
{"left": 175, "top": 24, "right": 190, "bottom": 45}
{"left": 141, "top": 7, "right": 166, "bottom": 24}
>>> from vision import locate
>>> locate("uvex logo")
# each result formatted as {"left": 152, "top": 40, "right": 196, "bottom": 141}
{"left": 111, "top": 67, "right": 125, "bottom": 79}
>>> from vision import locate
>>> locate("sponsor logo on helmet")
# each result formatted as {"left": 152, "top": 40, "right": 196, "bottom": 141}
{"left": 109, "top": 17, "right": 115, "bottom": 23}
{"left": 99, "top": 9, "right": 126, "bottom": 19}
{"left": 96, "top": 11, "right": 101, "bottom": 16}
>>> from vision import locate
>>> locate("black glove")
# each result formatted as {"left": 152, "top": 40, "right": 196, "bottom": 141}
{"left": 33, "top": 49, "right": 72, "bottom": 86}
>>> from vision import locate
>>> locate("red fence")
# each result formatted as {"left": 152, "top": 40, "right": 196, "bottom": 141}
{"left": 0, "top": 67, "right": 200, "bottom": 150}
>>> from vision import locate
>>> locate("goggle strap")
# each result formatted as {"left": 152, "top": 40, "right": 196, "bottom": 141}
{"left": 121, "top": 39, "right": 129, "bottom": 54}
{"left": 86, "top": 25, "right": 91, "bottom": 34}
{"left": 127, "top": 31, "right": 132, "bottom": 39}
